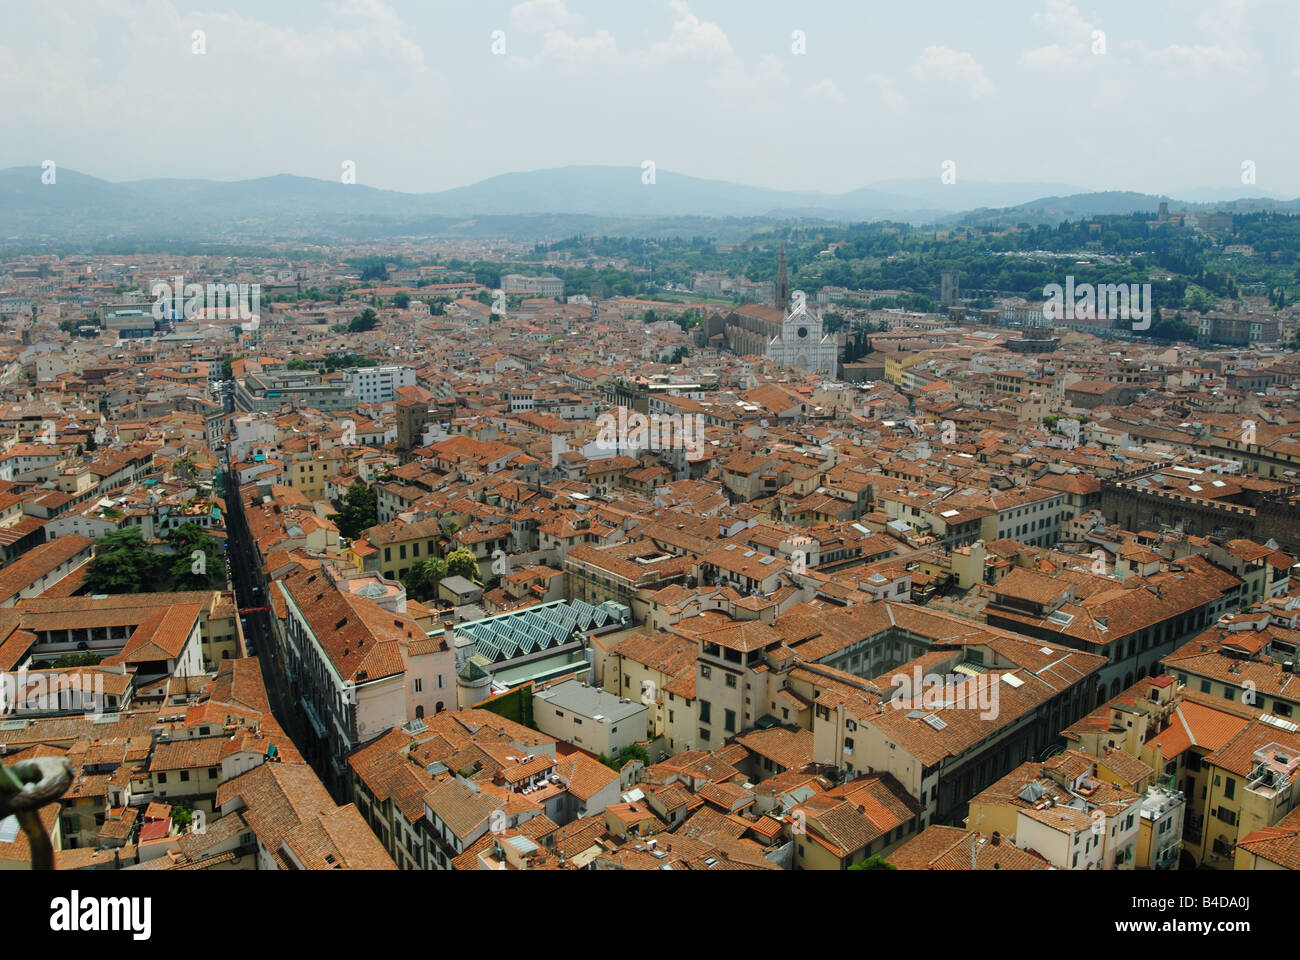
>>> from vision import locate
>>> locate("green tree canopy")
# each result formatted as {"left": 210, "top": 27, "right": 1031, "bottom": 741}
{"left": 84, "top": 528, "right": 168, "bottom": 594}
{"left": 402, "top": 556, "right": 448, "bottom": 604}
{"left": 166, "top": 523, "right": 224, "bottom": 591}
{"left": 330, "top": 482, "right": 378, "bottom": 541}
{"left": 848, "top": 854, "right": 898, "bottom": 871}
{"left": 348, "top": 308, "right": 379, "bottom": 333}
{"left": 443, "top": 546, "right": 480, "bottom": 583}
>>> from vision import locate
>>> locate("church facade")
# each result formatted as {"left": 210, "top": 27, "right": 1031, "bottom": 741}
{"left": 765, "top": 300, "right": 838, "bottom": 378}
{"left": 700, "top": 245, "right": 840, "bottom": 378}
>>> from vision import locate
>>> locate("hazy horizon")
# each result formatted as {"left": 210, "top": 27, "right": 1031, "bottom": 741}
{"left": 3, "top": 162, "right": 1294, "bottom": 206}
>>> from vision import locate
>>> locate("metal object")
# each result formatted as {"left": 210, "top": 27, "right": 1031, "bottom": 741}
{"left": 0, "top": 757, "right": 74, "bottom": 870}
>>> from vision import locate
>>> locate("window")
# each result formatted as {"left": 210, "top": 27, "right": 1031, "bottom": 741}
{"left": 725, "top": 674, "right": 737, "bottom": 689}
{"left": 724, "top": 709, "right": 736, "bottom": 733}
{"left": 179, "top": 771, "right": 190, "bottom": 782}
{"left": 157, "top": 772, "right": 167, "bottom": 784}
{"left": 208, "top": 767, "right": 218, "bottom": 778}
{"left": 1200, "top": 680, "right": 1211, "bottom": 693}
{"left": 700, "top": 665, "right": 711, "bottom": 680}
{"left": 699, "top": 700, "right": 712, "bottom": 724}
{"left": 1224, "top": 777, "right": 1235, "bottom": 800}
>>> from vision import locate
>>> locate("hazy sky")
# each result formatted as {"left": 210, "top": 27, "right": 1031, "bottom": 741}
{"left": 4, "top": 0, "right": 1300, "bottom": 196}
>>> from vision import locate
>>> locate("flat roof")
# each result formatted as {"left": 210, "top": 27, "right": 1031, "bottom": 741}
{"left": 534, "top": 677, "right": 647, "bottom": 723}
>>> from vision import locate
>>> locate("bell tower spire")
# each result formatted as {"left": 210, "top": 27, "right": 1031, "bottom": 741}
{"left": 775, "top": 244, "right": 791, "bottom": 313}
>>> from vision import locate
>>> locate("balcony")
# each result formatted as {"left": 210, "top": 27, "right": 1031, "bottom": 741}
{"left": 1246, "top": 744, "right": 1299, "bottom": 800}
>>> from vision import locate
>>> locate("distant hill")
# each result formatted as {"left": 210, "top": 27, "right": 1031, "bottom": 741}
{"left": 947, "top": 189, "right": 1300, "bottom": 228}
{"left": 1, "top": 164, "right": 1294, "bottom": 243}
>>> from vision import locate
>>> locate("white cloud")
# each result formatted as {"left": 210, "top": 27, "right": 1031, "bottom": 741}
{"left": 506, "top": 0, "right": 616, "bottom": 68}
{"left": 509, "top": 0, "right": 581, "bottom": 35}
{"left": 1148, "top": 44, "right": 1248, "bottom": 69}
{"left": 645, "top": 0, "right": 733, "bottom": 62}
{"left": 1022, "top": 0, "right": 1097, "bottom": 69}
{"left": 804, "top": 78, "right": 846, "bottom": 104}
{"left": 0, "top": 0, "right": 441, "bottom": 183}
{"left": 910, "top": 46, "right": 994, "bottom": 102}
{"left": 1195, "top": 0, "right": 1249, "bottom": 41}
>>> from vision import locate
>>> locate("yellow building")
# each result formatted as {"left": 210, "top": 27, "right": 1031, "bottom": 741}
{"left": 350, "top": 516, "right": 445, "bottom": 582}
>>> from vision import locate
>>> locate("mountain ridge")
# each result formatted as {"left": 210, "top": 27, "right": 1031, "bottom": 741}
{"left": 1, "top": 164, "right": 1294, "bottom": 243}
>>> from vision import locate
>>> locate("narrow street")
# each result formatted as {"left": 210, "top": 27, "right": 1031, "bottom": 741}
{"left": 223, "top": 466, "right": 307, "bottom": 750}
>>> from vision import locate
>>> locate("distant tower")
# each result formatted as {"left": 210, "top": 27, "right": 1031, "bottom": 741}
{"left": 775, "top": 245, "right": 791, "bottom": 313}
{"left": 941, "top": 270, "right": 960, "bottom": 307}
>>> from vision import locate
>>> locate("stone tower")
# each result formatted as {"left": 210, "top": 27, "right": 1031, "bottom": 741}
{"left": 775, "top": 245, "right": 791, "bottom": 312}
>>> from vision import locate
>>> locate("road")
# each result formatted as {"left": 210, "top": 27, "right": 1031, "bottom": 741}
{"left": 223, "top": 465, "right": 307, "bottom": 749}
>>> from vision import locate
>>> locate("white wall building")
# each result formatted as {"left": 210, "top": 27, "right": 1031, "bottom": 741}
{"left": 348, "top": 365, "right": 417, "bottom": 404}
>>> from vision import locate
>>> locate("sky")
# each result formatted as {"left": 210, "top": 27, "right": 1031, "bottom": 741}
{"left": 3, "top": 0, "right": 1300, "bottom": 197}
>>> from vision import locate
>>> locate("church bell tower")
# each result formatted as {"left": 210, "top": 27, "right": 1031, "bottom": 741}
{"left": 775, "top": 245, "right": 791, "bottom": 313}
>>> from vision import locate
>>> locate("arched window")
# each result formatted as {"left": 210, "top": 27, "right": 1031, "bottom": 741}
{"left": 415, "top": 705, "right": 424, "bottom": 720}
{"left": 435, "top": 701, "right": 445, "bottom": 713}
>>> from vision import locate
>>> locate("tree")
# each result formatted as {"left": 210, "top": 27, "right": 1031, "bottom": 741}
{"left": 287, "top": 357, "right": 313, "bottom": 370}
{"left": 391, "top": 292, "right": 411, "bottom": 309}
{"left": 166, "top": 523, "right": 223, "bottom": 591}
{"left": 598, "top": 744, "right": 650, "bottom": 771}
{"left": 402, "top": 556, "right": 447, "bottom": 603}
{"left": 443, "top": 547, "right": 479, "bottom": 583}
{"left": 355, "top": 257, "right": 389, "bottom": 282}
{"left": 848, "top": 854, "right": 898, "bottom": 871}
{"left": 84, "top": 529, "right": 168, "bottom": 594}
{"left": 348, "top": 308, "right": 379, "bottom": 333}
{"left": 330, "top": 482, "right": 377, "bottom": 541}
{"left": 51, "top": 653, "right": 103, "bottom": 668}
{"left": 171, "top": 804, "right": 194, "bottom": 832}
